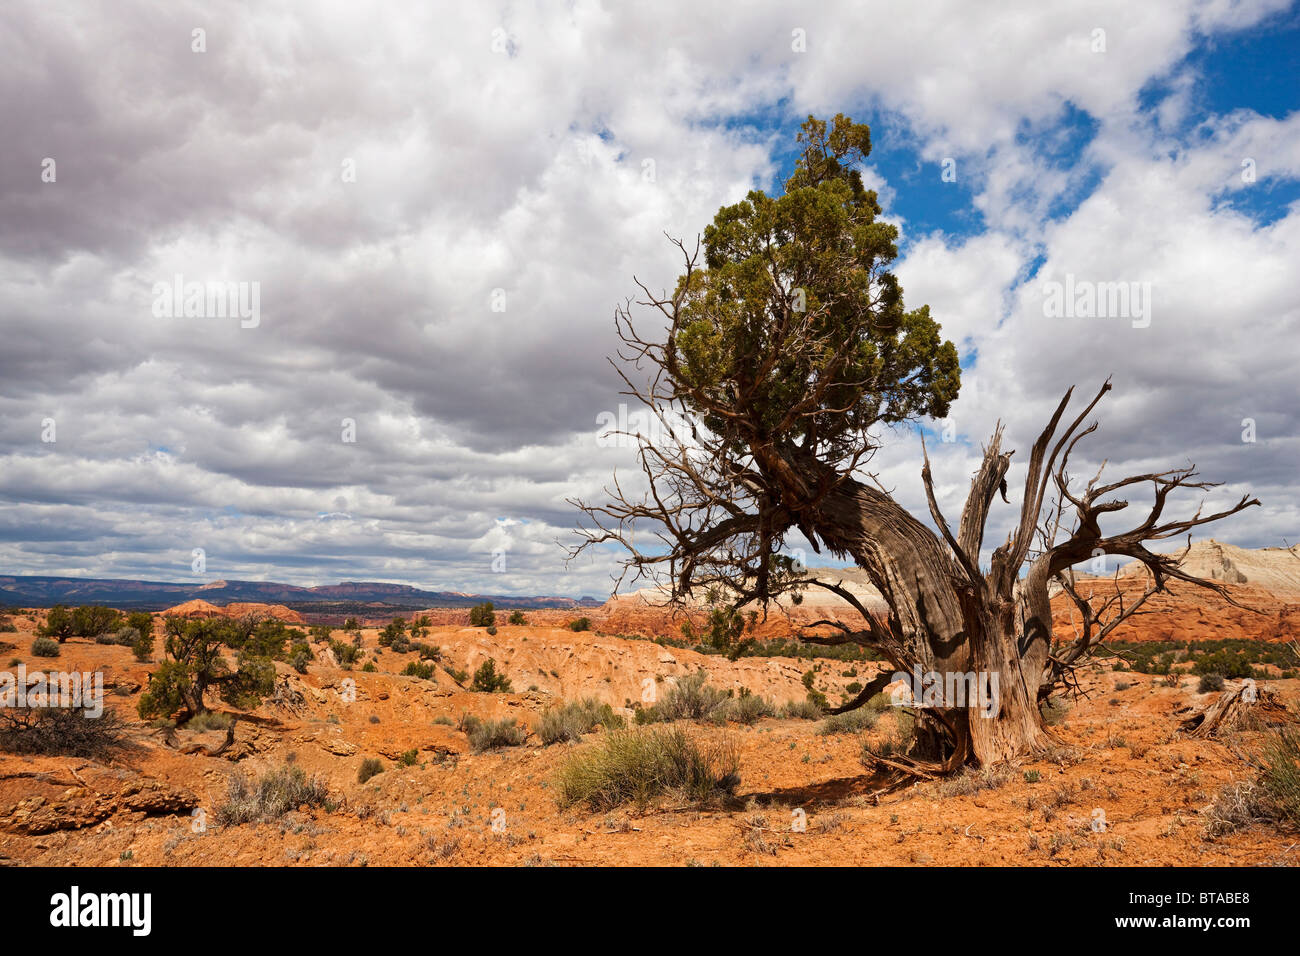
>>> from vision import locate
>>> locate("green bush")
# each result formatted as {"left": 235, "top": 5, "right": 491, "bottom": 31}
{"left": 357, "top": 757, "right": 384, "bottom": 784}
{"left": 289, "top": 642, "right": 312, "bottom": 673}
{"left": 38, "top": 606, "right": 75, "bottom": 642}
{"left": 555, "top": 726, "right": 739, "bottom": 811}
{"left": 137, "top": 616, "right": 276, "bottom": 722}
{"left": 1197, "top": 673, "right": 1226, "bottom": 693}
{"left": 801, "top": 669, "right": 829, "bottom": 710}
{"left": 469, "top": 602, "right": 496, "bottom": 628}
{"left": 125, "top": 611, "right": 154, "bottom": 639}
{"left": 721, "top": 691, "right": 774, "bottom": 725}
{"left": 378, "top": 618, "right": 407, "bottom": 647}
{"left": 402, "top": 660, "right": 435, "bottom": 680}
{"left": 508, "top": 610, "right": 527, "bottom": 625}
{"left": 398, "top": 748, "right": 419, "bottom": 766}
{"left": 471, "top": 658, "right": 512, "bottom": 693}
{"left": 183, "top": 710, "right": 233, "bottom": 732}
{"left": 538, "top": 698, "right": 624, "bottom": 745}
{"left": 681, "top": 604, "right": 753, "bottom": 653}
{"left": 818, "top": 707, "right": 880, "bottom": 735}
{"left": 568, "top": 617, "right": 592, "bottom": 632}
{"left": 330, "top": 639, "right": 362, "bottom": 667}
{"left": 468, "top": 717, "right": 527, "bottom": 753}
{"left": 31, "top": 637, "right": 60, "bottom": 657}
{"left": 1193, "top": 649, "right": 1257, "bottom": 680}
{"left": 69, "top": 605, "right": 122, "bottom": 639}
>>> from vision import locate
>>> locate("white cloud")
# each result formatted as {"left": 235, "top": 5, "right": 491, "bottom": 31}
{"left": 1, "top": 0, "right": 1295, "bottom": 594}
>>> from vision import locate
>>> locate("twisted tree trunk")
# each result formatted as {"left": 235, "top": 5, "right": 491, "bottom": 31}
{"left": 779, "top": 383, "right": 1257, "bottom": 771}
{"left": 812, "top": 475, "right": 1052, "bottom": 767}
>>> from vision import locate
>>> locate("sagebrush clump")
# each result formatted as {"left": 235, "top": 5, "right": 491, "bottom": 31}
{"left": 538, "top": 698, "right": 624, "bottom": 745}
{"left": 555, "top": 726, "right": 739, "bottom": 811}
{"left": 217, "top": 765, "right": 333, "bottom": 825}
{"left": 468, "top": 717, "right": 527, "bottom": 753}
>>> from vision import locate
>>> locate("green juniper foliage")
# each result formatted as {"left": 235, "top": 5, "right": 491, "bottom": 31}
{"left": 673, "top": 114, "right": 958, "bottom": 459}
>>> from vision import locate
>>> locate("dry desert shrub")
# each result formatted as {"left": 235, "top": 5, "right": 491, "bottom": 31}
{"left": 217, "top": 764, "right": 333, "bottom": 825}
{"left": 1202, "top": 781, "right": 1264, "bottom": 838}
{"left": 1261, "top": 729, "right": 1300, "bottom": 826}
{"left": 816, "top": 812, "right": 848, "bottom": 833}
{"left": 30, "top": 637, "right": 60, "bottom": 658}
{"left": 859, "top": 709, "right": 917, "bottom": 764}
{"left": 637, "top": 670, "right": 729, "bottom": 723}
{"left": 555, "top": 725, "right": 739, "bottom": 811}
{"left": 818, "top": 709, "right": 877, "bottom": 736}
{"left": 1204, "top": 729, "right": 1300, "bottom": 837}
{"left": 1039, "top": 696, "right": 1070, "bottom": 726}
{"left": 468, "top": 717, "right": 526, "bottom": 753}
{"left": 183, "top": 710, "right": 232, "bottom": 732}
{"left": 357, "top": 757, "right": 383, "bottom": 784}
{"left": 721, "top": 691, "right": 775, "bottom": 725}
{"left": 425, "top": 831, "right": 462, "bottom": 861}
{"left": 0, "top": 706, "right": 127, "bottom": 759}
{"left": 538, "top": 697, "right": 624, "bottom": 745}
{"left": 742, "top": 814, "right": 789, "bottom": 855}
{"left": 779, "top": 698, "right": 824, "bottom": 720}
{"left": 935, "top": 764, "right": 1014, "bottom": 798}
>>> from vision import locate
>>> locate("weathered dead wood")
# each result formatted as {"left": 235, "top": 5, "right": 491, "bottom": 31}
{"left": 1179, "top": 685, "right": 1292, "bottom": 738}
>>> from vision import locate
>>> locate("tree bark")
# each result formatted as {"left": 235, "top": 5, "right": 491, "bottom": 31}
{"left": 810, "top": 474, "right": 1052, "bottom": 767}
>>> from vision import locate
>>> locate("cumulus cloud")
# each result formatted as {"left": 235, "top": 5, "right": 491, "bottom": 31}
{"left": 1, "top": 0, "right": 1295, "bottom": 594}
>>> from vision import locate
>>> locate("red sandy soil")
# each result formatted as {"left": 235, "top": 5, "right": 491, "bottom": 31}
{"left": 0, "top": 595, "right": 1295, "bottom": 867}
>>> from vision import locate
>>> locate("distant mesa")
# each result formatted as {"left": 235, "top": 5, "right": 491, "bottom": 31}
{"left": 158, "top": 599, "right": 224, "bottom": 618}
{"left": 222, "top": 602, "right": 308, "bottom": 624}
{"left": 159, "top": 599, "right": 306, "bottom": 625}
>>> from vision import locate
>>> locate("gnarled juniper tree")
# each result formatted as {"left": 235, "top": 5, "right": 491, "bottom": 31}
{"left": 572, "top": 114, "right": 1258, "bottom": 772}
